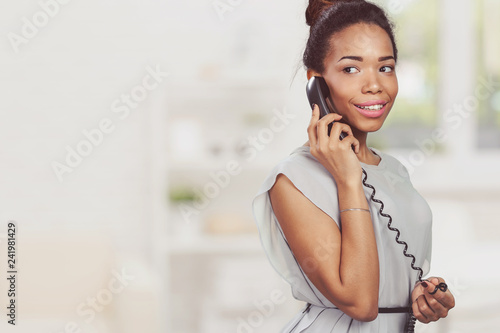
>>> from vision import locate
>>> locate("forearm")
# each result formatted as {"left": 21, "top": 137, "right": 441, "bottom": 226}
{"left": 332, "top": 181, "right": 379, "bottom": 315}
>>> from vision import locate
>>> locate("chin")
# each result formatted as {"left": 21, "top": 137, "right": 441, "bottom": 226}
{"left": 365, "top": 121, "right": 386, "bottom": 133}
{"left": 350, "top": 116, "right": 388, "bottom": 134}
{"left": 357, "top": 126, "right": 383, "bottom": 134}
{"left": 366, "top": 126, "right": 382, "bottom": 133}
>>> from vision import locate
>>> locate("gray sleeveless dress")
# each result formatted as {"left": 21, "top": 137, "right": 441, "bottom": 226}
{"left": 251, "top": 145, "right": 432, "bottom": 332}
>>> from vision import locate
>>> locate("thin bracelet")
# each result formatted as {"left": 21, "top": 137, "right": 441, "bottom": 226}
{"left": 340, "top": 208, "right": 370, "bottom": 213}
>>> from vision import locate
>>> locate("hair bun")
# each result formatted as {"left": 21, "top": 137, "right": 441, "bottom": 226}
{"left": 305, "top": 0, "right": 360, "bottom": 27}
{"left": 305, "top": 0, "right": 336, "bottom": 27}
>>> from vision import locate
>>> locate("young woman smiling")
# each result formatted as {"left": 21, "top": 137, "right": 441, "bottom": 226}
{"left": 252, "top": 0, "right": 455, "bottom": 332}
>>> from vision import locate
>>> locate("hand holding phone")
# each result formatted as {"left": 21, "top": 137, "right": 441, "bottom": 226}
{"left": 306, "top": 76, "right": 347, "bottom": 140}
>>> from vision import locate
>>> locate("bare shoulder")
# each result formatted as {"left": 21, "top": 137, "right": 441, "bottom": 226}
{"left": 269, "top": 173, "right": 338, "bottom": 232}
{"left": 268, "top": 173, "right": 342, "bottom": 296}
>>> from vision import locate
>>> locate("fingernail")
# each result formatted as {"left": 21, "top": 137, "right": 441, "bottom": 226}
{"left": 311, "top": 103, "right": 316, "bottom": 111}
{"left": 421, "top": 282, "right": 428, "bottom": 288}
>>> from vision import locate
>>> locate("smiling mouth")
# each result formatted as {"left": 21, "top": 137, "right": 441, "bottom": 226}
{"left": 354, "top": 103, "right": 387, "bottom": 111}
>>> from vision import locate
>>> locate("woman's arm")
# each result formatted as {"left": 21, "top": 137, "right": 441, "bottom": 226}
{"left": 269, "top": 104, "right": 380, "bottom": 321}
{"left": 269, "top": 173, "right": 379, "bottom": 321}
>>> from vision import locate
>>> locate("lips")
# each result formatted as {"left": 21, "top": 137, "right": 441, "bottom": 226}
{"left": 354, "top": 101, "right": 388, "bottom": 118}
{"left": 355, "top": 100, "right": 388, "bottom": 107}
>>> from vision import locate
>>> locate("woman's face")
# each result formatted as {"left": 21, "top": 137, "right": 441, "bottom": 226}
{"left": 314, "top": 23, "right": 398, "bottom": 134}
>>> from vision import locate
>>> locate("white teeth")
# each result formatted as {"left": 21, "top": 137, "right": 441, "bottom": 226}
{"left": 357, "top": 104, "right": 384, "bottom": 111}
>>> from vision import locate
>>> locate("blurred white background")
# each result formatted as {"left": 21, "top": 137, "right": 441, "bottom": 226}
{"left": 0, "top": 0, "right": 499, "bottom": 332}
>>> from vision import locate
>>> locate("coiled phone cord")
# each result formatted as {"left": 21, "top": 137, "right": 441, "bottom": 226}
{"left": 361, "top": 168, "right": 421, "bottom": 332}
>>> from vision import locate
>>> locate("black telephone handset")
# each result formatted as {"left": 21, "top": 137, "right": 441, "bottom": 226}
{"left": 306, "top": 76, "right": 347, "bottom": 140}
{"left": 306, "top": 76, "right": 429, "bottom": 332}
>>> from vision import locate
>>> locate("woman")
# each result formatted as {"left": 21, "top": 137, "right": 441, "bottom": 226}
{"left": 251, "top": 0, "right": 455, "bottom": 331}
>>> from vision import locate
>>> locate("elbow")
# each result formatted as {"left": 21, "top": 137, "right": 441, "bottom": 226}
{"left": 324, "top": 280, "right": 380, "bottom": 322}
{"left": 348, "top": 299, "right": 379, "bottom": 322}
{"left": 353, "top": 305, "right": 378, "bottom": 322}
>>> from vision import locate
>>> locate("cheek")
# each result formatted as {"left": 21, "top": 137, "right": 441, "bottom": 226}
{"left": 330, "top": 84, "right": 354, "bottom": 105}
{"left": 389, "top": 78, "right": 399, "bottom": 99}
{"left": 331, "top": 91, "right": 353, "bottom": 114}
{"left": 328, "top": 75, "right": 353, "bottom": 100}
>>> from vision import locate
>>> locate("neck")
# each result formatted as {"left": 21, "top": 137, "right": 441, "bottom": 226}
{"left": 351, "top": 128, "right": 374, "bottom": 164}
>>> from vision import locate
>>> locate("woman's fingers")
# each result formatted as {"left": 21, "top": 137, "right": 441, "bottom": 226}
{"left": 307, "top": 104, "right": 320, "bottom": 148}
{"left": 329, "top": 122, "right": 359, "bottom": 153}
{"left": 413, "top": 293, "right": 438, "bottom": 323}
{"left": 316, "top": 113, "right": 343, "bottom": 144}
{"left": 428, "top": 277, "right": 440, "bottom": 285}
{"left": 307, "top": 105, "right": 341, "bottom": 146}
{"left": 413, "top": 278, "right": 454, "bottom": 323}
{"left": 306, "top": 106, "right": 362, "bottom": 182}
{"left": 307, "top": 105, "right": 349, "bottom": 149}
{"left": 412, "top": 294, "right": 428, "bottom": 323}
{"left": 422, "top": 278, "right": 455, "bottom": 310}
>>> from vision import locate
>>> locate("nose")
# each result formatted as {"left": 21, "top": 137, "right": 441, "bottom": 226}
{"left": 362, "top": 70, "right": 382, "bottom": 94}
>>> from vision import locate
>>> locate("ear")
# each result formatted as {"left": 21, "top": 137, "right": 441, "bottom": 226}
{"left": 306, "top": 69, "right": 321, "bottom": 81}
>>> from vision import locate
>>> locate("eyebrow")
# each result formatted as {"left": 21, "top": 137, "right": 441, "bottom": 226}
{"left": 338, "top": 55, "right": 395, "bottom": 62}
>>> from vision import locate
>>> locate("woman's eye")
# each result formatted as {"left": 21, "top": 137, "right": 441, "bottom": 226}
{"left": 380, "top": 66, "right": 394, "bottom": 73}
{"left": 343, "top": 67, "right": 359, "bottom": 74}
